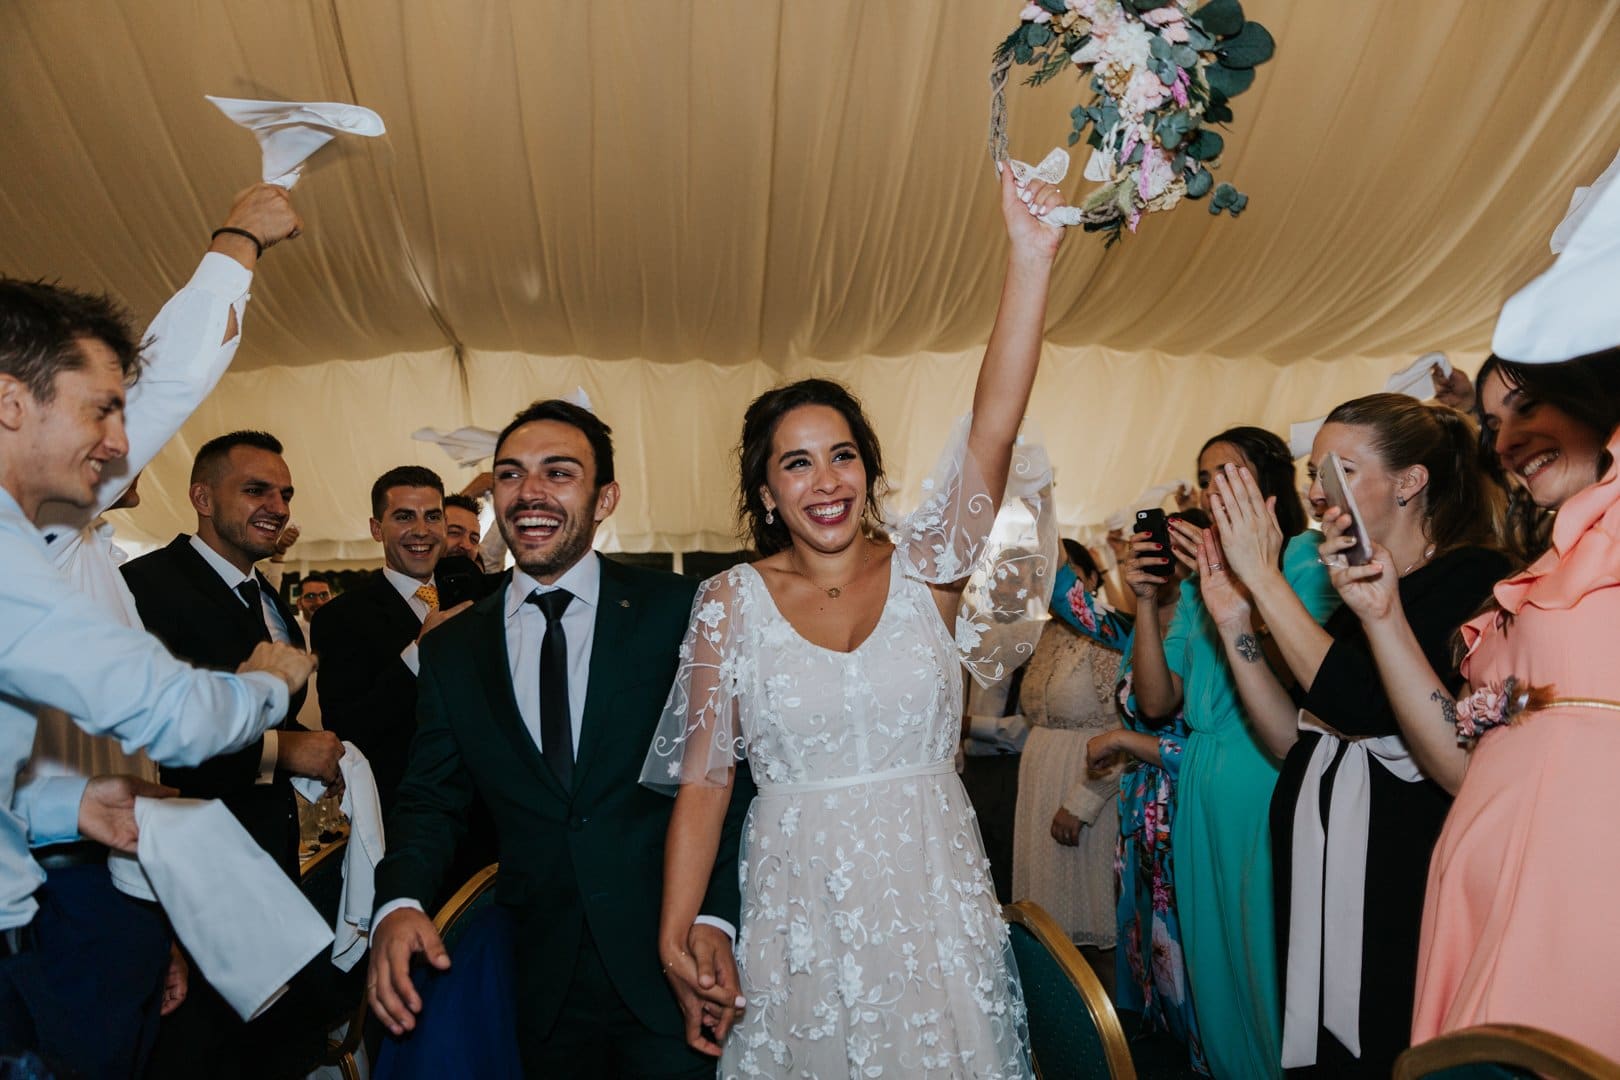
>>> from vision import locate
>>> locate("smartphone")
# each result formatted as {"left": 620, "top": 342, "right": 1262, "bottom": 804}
{"left": 1134, "top": 508, "right": 1172, "bottom": 571}
{"left": 435, "top": 553, "right": 500, "bottom": 609}
{"left": 1318, "top": 452, "right": 1374, "bottom": 566}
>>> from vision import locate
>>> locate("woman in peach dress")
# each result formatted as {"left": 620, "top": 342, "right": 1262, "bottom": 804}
{"left": 1320, "top": 350, "right": 1620, "bottom": 1056}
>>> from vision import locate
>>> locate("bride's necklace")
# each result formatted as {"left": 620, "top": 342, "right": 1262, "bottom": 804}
{"left": 1400, "top": 543, "right": 1437, "bottom": 577}
{"left": 789, "top": 542, "right": 869, "bottom": 599}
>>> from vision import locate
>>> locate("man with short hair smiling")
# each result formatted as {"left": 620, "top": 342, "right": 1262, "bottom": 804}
{"left": 442, "top": 491, "right": 484, "bottom": 568}
{"left": 295, "top": 571, "right": 334, "bottom": 636}
{"left": 367, "top": 400, "right": 752, "bottom": 1077}
{"left": 0, "top": 273, "right": 313, "bottom": 1070}
{"left": 314, "top": 465, "right": 470, "bottom": 811}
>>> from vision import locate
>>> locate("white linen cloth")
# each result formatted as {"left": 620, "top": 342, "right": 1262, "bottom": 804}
{"left": 1280, "top": 715, "right": 1427, "bottom": 1068}
{"left": 129, "top": 797, "right": 332, "bottom": 1020}
{"left": 206, "top": 95, "right": 386, "bottom": 188}
{"left": 291, "top": 742, "right": 384, "bottom": 971}
{"left": 1493, "top": 145, "right": 1620, "bottom": 363}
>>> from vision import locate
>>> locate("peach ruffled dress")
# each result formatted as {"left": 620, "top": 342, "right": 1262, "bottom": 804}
{"left": 1412, "top": 431, "right": 1620, "bottom": 1055}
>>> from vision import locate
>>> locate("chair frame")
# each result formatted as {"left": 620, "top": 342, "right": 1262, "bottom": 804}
{"left": 432, "top": 862, "right": 499, "bottom": 935}
{"left": 1004, "top": 899, "right": 1137, "bottom": 1080}
{"left": 1393, "top": 1024, "right": 1620, "bottom": 1080}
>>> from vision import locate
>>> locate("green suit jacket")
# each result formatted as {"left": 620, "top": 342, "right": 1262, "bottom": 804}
{"left": 373, "top": 555, "right": 752, "bottom": 1039}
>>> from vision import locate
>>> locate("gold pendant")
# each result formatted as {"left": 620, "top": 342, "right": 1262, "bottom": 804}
{"left": 826, "top": 587, "right": 842, "bottom": 599}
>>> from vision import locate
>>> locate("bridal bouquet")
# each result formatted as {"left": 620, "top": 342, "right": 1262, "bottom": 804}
{"left": 991, "top": 0, "right": 1274, "bottom": 244}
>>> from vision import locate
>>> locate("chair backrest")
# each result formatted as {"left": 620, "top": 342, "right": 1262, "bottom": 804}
{"left": 1394, "top": 1024, "right": 1620, "bottom": 1080}
{"left": 1004, "top": 900, "right": 1136, "bottom": 1080}
{"left": 299, "top": 837, "right": 348, "bottom": 925}
{"left": 433, "top": 863, "right": 499, "bottom": 952}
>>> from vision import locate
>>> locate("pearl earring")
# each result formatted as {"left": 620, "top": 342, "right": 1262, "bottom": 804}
{"left": 766, "top": 509, "right": 775, "bottom": 524}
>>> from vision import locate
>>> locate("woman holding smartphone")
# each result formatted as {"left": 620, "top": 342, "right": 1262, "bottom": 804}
{"left": 1195, "top": 394, "right": 1507, "bottom": 1077}
{"left": 1128, "top": 426, "right": 1334, "bottom": 1080}
{"left": 1325, "top": 351, "right": 1620, "bottom": 1058}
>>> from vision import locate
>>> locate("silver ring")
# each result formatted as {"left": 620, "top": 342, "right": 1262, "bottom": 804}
{"left": 1209, "top": 562, "right": 1224, "bottom": 571}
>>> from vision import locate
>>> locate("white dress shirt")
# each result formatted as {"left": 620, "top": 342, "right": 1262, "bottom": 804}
{"left": 29, "top": 252, "right": 252, "bottom": 785}
{"left": 0, "top": 486, "right": 287, "bottom": 929}
{"left": 188, "top": 535, "right": 294, "bottom": 783}
{"left": 381, "top": 566, "right": 435, "bottom": 675}
{"left": 376, "top": 552, "right": 733, "bottom": 939}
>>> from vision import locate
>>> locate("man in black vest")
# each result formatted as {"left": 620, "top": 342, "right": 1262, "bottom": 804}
{"left": 121, "top": 429, "right": 343, "bottom": 1077}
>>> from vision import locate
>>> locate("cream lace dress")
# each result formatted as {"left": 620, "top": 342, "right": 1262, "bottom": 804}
{"left": 1010, "top": 621, "right": 1124, "bottom": 948}
{"left": 644, "top": 419, "right": 1054, "bottom": 1079}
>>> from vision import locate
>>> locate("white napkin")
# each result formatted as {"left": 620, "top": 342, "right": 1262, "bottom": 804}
{"left": 132, "top": 797, "right": 332, "bottom": 1020}
{"left": 291, "top": 742, "right": 384, "bottom": 971}
{"left": 1493, "top": 147, "right": 1620, "bottom": 364}
{"left": 412, "top": 389, "right": 597, "bottom": 466}
{"left": 206, "top": 95, "right": 386, "bottom": 188}
{"left": 1288, "top": 352, "right": 1455, "bottom": 457}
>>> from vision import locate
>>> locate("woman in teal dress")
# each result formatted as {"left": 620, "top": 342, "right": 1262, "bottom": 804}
{"left": 1128, "top": 429, "right": 1338, "bottom": 1080}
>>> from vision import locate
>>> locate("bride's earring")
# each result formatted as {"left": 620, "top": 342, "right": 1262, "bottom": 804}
{"left": 1396, "top": 495, "right": 1409, "bottom": 507}
{"left": 766, "top": 508, "right": 775, "bottom": 525}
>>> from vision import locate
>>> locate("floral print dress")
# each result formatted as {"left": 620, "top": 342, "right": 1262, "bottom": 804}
{"left": 1051, "top": 564, "right": 1206, "bottom": 1073}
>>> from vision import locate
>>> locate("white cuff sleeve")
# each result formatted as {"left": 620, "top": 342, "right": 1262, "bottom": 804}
{"left": 374, "top": 898, "right": 426, "bottom": 928}
{"left": 256, "top": 731, "right": 279, "bottom": 785}
{"left": 693, "top": 915, "right": 736, "bottom": 944}
{"left": 399, "top": 641, "right": 420, "bottom": 676}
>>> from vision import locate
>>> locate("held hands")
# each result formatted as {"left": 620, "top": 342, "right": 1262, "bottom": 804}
{"left": 367, "top": 906, "right": 450, "bottom": 1036}
{"left": 1207, "top": 464, "right": 1282, "bottom": 585}
{"left": 1320, "top": 508, "right": 1403, "bottom": 623}
{"left": 662, "top": 924, "right": 747, "bottom": 1056}
{"left": 998, "top": 164, "right": 1067, "bottom": 264}
{"left": 238, "top": 640, "right": 317, "bottom": 695}
{"left": 77, "top": 774, "right": 179, "bottom": 854}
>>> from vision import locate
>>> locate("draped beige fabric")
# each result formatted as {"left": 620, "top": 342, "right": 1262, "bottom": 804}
{"left": 3, "top": 1, "right": 1618, "bottom": 560}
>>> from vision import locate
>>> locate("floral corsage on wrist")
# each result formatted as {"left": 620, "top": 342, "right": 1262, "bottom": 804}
{"left": 1453, "top": 677, "right": 1553, "bottom": 746}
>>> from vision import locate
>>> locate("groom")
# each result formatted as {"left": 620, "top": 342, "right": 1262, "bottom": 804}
{"left": 368, "top": 399, "right": 752, "bottom": 1076}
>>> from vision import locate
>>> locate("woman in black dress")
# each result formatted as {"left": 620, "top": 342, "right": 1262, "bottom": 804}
{"left": 1190, "top": 393, "right": 1508, "bottom": 1077}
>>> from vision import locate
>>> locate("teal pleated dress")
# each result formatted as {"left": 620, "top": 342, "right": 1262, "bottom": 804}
{"left": 1163, "top": 532, "right": 1337, "bottom": 1080}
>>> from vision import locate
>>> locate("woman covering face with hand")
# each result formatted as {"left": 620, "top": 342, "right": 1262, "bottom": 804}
{"left": 1197, "top": 394, "right": 1507, "bottom": 1077}
{"left": 1322, "top": 349, "right": 1620, "bottom": 1059}
{"left": 1127, "top": 426, "right": 1334, "bottom": 1080}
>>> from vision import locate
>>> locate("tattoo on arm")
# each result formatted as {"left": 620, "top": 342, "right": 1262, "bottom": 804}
{"left": 1234, "top": 633, "right": 1262, "bottom": 663}
{"left": 1430, "top": 689, "right": 1457, "bottom": 728}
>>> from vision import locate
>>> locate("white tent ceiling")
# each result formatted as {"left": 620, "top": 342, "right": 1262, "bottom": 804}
{"left": 3, "top": 1, "right": 1618, "bottom": 560}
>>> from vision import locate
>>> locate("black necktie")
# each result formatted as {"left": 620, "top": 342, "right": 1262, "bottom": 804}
{"left": 526, "top": 588, "right": 574, "bottom": 787}
{"left": 236, "top": 579, "right": 271, "bottom": 642}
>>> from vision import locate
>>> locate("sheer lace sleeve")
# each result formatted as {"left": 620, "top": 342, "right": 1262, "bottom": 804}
{"left": 889, "top": 414, "right": 1059, "bottom": 687}
{"left": 639, "top": 568, "right": 751, "bottom": 794}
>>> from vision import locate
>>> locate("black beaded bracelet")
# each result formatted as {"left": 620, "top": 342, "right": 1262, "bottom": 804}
{"left": 210, "top": 226, "right": 263, "bottom": 258}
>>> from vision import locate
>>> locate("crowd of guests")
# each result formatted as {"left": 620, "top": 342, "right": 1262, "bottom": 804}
{"left": 1, "top": 161, "right": 1616, "bottom": 1080}
{"left": 966, "top": 353, "right": 1620, "bottom": 1078}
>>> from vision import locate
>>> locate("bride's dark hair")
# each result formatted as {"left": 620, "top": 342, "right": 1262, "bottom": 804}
{"left": 738, "top": 378, "right": 889, "bottom": 556}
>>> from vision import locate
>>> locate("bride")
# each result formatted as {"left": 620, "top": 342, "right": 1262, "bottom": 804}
{"left": 642, "top": 162, "right": 1068, "bottom": 1078}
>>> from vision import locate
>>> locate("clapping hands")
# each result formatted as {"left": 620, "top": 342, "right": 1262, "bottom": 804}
{"left": 1206, "top": 464, "right": 1283, "bottom": 585}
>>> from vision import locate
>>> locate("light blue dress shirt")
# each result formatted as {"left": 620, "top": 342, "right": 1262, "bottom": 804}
{"left": 0, "top": 485, "right": 288, "bottom": 929}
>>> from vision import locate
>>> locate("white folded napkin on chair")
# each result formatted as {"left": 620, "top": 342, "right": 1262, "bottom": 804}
{"left": 205, "top": 95, "right": 386, "bottom": 188}
{"left": 292, "top": 741, "right": 385, "bottom": 971}
{"left": 130, "top": 797, "right": 332, "bottom": 1020}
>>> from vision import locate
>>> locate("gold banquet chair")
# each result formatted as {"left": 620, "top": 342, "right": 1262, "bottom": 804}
{"left": 1004, "top": 900, "right": 1136, "bottom": 1080}
{"left": 1393, "top": 1024, "right": 1620, "bottom": 1080}
{"left": 432, "top": 862, "right": 499, "bottom": 947}
{"left": 299, "top": 839, "right": 370, "bottom": 1080}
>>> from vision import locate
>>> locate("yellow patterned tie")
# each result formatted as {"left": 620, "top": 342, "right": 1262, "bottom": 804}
{"left": 414, "top": 583, "right": 440, "bottom": 611}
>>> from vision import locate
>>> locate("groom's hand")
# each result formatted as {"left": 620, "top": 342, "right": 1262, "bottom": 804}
{"left": 368, "top": 907, "right": 450, "bottom": 1036}
{"left": 661, "top": 925, "right": 745, "bottom": 1056}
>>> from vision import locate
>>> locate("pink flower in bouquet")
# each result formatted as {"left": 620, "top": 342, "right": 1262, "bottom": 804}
{"left": 1067, "top": 583, "right": 1098, "bottom": 632}
{"left": 1170, "top": 67, "right": 1190, "bottom": 108}
{"left": 1019, "top": 2, "right": 1052, "bottom": 24}
{"left": 1138, "top": 146, "right": 1176, "bottom": 200}
{"left": 1122, "top": 67, "right": 1171, "bottom": 116}
{"left": 1455, "top": 686, "right": 1502, "bottom": 741}
{"left": 1141, "top": 4, "right": 1190, "bottom": 44}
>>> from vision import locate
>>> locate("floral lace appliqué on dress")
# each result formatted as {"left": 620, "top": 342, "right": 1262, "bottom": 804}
{"left": 644, "top": 418, "right": 1050, "bottom": 1079}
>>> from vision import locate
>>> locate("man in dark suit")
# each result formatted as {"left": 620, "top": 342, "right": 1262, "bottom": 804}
{"left": 121, "top": 429, "right": 344, "bottom": 1077}
{"left": 368, "top": 400, "right": 752, "bottom": 1077}
{"left": 313, "top": 465, "right": 480, "bottom": 813}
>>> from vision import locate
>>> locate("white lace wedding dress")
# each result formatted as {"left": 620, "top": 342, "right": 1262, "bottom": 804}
{"left": 644, "top": 420, "right": 1052, "bottom": 1079}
